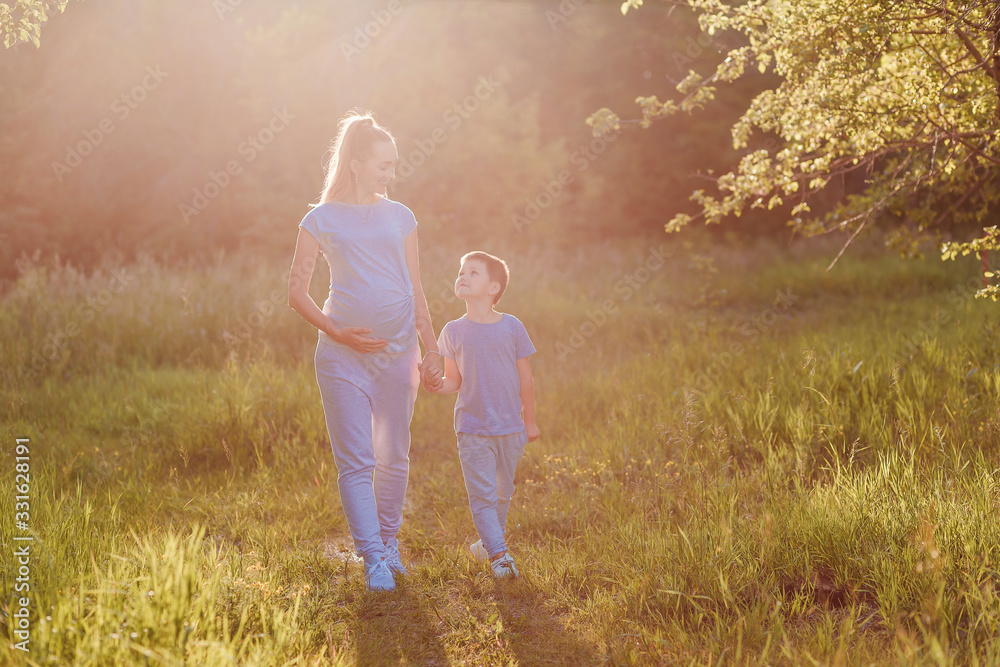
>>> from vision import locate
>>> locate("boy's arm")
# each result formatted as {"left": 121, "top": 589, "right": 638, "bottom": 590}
{"left": 429, "top": 356, "right": 462, "bottom": 394}
{"left": 516, "top": 357, "right": 540, "bottom": 442}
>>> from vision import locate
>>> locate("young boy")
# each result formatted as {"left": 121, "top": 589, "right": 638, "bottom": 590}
{"left": 423, "top": 251, "right": 540, "bottom": 579}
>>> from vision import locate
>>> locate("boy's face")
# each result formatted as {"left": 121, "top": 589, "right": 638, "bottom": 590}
{"left": 455, "top": 259, "right": 498, "bottom": 303}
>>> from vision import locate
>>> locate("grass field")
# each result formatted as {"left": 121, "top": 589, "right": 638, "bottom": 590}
{"left": 4, "top": 234, "right": 1000, "bottom": 665}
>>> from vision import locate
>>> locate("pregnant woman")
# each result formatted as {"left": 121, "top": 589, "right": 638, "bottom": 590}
{"left": 287, "top": 111, "right": 442, "bottom": 592}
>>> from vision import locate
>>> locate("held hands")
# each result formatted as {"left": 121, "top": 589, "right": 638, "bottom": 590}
{"left": 419, "top": 352, "right": 444, "bottom": 392}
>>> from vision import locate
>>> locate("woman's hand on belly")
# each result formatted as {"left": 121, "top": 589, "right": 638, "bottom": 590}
{"left": 328, "top": 324, "right": 389, "bottom": 354}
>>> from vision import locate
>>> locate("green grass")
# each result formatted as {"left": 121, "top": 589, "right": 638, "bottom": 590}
{"left": 3, "top": 235, "right": 1000, "bottom": 665}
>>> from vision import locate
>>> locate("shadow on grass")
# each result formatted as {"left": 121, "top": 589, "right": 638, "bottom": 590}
{"left": 351, "top": 582, "right": 450, "bottom": 667}
{"left": 490, "top": 573, "right": 601, "bottom": 666}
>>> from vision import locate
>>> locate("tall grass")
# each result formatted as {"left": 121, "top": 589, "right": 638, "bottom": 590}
{"left": 3, "top": 235, "right": 1000, "bottom": 665}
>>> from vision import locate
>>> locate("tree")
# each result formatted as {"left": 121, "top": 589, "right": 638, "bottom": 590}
{"left": 588, "top": 0, "right": 1000, "bottom": 272}
{"left": 1, "top": 0, "right": 71, "bottom": 48}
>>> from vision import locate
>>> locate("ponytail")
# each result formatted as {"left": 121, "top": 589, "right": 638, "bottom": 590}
{"left": 316, "top": 110, "right": 395, "bottom": 205}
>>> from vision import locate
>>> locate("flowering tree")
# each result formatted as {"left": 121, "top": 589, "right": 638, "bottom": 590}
{"left": 589, "top": 0, "right": 1000, "bottom": 272}
{"left": 1, "top": 0, "right": 70, "bottom": 48}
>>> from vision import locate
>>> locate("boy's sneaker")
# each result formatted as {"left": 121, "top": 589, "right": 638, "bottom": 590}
{"left": 491, "top": 553, "right": 519, "bottom": 579}
{"left": 384, "top": 541, "right": 408, "bottom": 576}
{"left": 364, "top": 557, "right": 395, "bottom": 592}
{"left": 469, "top": 539, "right": 489, "bottom": 563}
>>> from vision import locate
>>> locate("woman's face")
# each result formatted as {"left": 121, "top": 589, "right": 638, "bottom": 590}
{"left": 354, "top": 140, "right": 397, "bottom": 195}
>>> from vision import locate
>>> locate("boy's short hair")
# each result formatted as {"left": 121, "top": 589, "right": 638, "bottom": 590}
{"left": 461, "top": 251, "right": 509, "bottom": 305}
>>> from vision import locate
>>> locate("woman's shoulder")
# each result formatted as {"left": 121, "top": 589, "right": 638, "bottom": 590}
{"left": 309, "top": 197, "right": 415, "bottom": 232}
{"left": 306, "top": 201, "right": 342, "bottom": 218}
{"left": 380, "top": 196, "right": 415, "bottom": 218}
{"left": 316, "top": 196, "right": 412, "bottom": 214}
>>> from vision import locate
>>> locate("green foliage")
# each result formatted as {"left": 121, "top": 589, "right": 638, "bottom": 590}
{"left": 4, "top": 239, "right": 1000, "bottom": 663}
{"left": 942, "top": 227, "right": 1000, "bottom": 300}
{"left": 0, "top": 0, "right": 70, "bottom": 48}
{"left": 594, "top": 0, "right": 1000, "bottom": 258}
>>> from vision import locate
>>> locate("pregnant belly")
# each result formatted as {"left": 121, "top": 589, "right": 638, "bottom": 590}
{"left": 322, "top": 290, "right": 416, "bottom": 351}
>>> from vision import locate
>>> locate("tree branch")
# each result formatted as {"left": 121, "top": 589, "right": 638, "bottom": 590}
{"left": 826, "top": 176, "right": 913, "bottom": 271}
{"left": 954, "top": 26, "right": 1000, "bottom": 81}
{"left": 931, "top": 171, "right": 993, "bottom": 228}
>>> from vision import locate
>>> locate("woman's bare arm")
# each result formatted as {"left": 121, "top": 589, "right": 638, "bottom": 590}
{"left": 405, "top": 229, "right": 439, "bottom": 357}
{"left": 405, "top": 229, "right": 443, "bottom": 388}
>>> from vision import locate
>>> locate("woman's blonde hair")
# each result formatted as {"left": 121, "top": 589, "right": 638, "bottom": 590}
{"left": 317, "top": 110, "right": 396, "bottom": 205}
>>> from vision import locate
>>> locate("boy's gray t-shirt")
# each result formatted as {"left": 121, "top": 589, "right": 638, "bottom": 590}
{"left": 298, "top": 198, "right": 417, "bottom": 353}
{"left": 437, "top": 313, "right": 535, "bottom": 436}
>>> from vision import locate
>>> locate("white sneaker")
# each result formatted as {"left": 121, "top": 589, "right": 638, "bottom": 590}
{"left": 364, "top": 557, "right": 395, "bottom": 592}
{"left": 384, "top": 541, "right": 408, "bottom": 576}
{"left": 491, "top": 553, "right": 519, "bottom": 579}
{"left": 469, "top": 539, "right": 489, "bottom": 563}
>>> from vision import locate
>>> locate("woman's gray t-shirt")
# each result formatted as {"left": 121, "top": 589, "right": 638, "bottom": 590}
{"left": 437, "top": 313, "right": 536, "bottom": 436}
{"left": 299, "top": 198, "right": 417, "bottom": 353}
